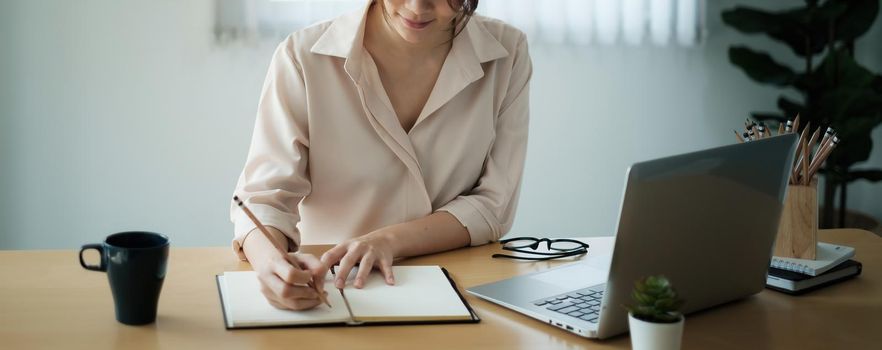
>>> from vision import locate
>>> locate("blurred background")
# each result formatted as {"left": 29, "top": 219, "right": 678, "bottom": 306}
{"left": 1, "top": 0, "right": 880, "bottom": 249}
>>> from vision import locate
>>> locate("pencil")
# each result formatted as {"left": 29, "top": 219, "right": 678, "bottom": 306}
{"left": 809, "top": 132, "right": 837, "bottom": 173}
{"left": 233, "top": 195, "right": 331, "bottom": 308}
{"left": 778, "top": 121, "right": 784, "bottom": 135}
{"left": 801, "top": 136, "right": 810, "bottom": 185}
{"left": 734, "top": 130, "right": 744, "bottom": 143}
{"left": 793, "top": 114, "right": 801, "bottom": 133}
{"left": 815, "top": 131, "right": 836, "bottom": 164}
{"left": 792, "top": 122, "right": 812, "bottom": 175}
{"left": 806, "top": 126, "right": 821, "bottom": 162}
{"left": 791, "top": 126, "right": 810, "bottom": 183}
{"left": 819, "top": 127, "right": 834, "bottom": 151}
{"left": 807, "top": 136, "right": 839, "bottom": 179}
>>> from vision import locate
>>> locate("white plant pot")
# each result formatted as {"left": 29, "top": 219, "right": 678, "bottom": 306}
{"left": 628, "top": 312, "right": 684, "bottom": 350}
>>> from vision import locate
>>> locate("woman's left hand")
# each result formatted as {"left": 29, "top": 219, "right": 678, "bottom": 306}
{"left": 320, "top": 229, "right": 397, "bottom": 289}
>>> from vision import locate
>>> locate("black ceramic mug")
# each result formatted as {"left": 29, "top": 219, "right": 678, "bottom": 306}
{"left": 79, "top": 231, "right": 169, "bottom": 325}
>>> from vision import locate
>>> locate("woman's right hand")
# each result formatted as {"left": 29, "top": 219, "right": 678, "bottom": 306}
{"left": 254, "top": 252, "right": 329, "bottom": 311}
{"left": 242, "top": 227, "right": 329, "bottom": 311}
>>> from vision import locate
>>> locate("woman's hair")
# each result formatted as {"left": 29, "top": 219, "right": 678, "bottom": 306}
{"left": 377, "top": 0, "right": 480, "bottom": 40}
{"left": 449, "top": 0, "right": 479, "bottom": 38}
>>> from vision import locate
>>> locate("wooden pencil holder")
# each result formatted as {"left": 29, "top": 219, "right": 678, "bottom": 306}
{"left": 774, "top": 179, "right": 818, "bottom": 259}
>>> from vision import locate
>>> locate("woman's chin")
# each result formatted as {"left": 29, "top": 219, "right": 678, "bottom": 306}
{"left": 394, "top": 28, "right": 431, "bottom": 45}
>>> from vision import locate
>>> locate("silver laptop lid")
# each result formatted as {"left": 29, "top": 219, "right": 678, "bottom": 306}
{"left": 596, "top": 134, "right": 798, "bottom": 338}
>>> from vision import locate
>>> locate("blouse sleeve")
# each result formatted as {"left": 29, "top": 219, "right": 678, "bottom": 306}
{"left": 230, "top": 37, "right": 311, "bottom": 260}
{"left": 437, "top": 34, "right": 532, "bottom": 246}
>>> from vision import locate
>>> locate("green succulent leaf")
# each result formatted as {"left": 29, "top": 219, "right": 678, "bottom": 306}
{"left": 729, "top": 47, "right": 797, "bottom": 87}
{"left": 624, "top": 275, "right": 683, "bottom": 323}
{"left": 633, "top": 291, "right": 653, "bottom": 306}
{"left": 655, "top": 299, "right": 675, "bottom": 311}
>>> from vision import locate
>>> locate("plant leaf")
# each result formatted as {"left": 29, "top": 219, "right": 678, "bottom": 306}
{"left": 847, "top": 169, "right": 882, "bottom": 183}
{"left": 722, "top": 7, "right": 785, "bottom": 34}
{"left": 814, "top": 0, "right": 849, "bottom": 22}
{"left": 831, "top": 0, "right": 880, "bottom": 42}
{"left": 655, "top": 299, "right": 675, "bottom": 311}
{"left": 750, "top": 112, "right": 787, "bottom": 124}
{"left": 722, "top": 6, "right": 825, "bottom": 57}
{"left": 777, "top": 96, "right": 805, "bottom": 120}
{"left": 818, "top": 89, "right": 882, "bottom": 126}
{"left": 828, "top": 133, "right": 874, "bottom": 168}
{"left": 729, "top": 46, "right": 797, "bottom": 87}
{"left": 633, "top": 291, "right": 653, "bottom": 306}
{"left": 818, "top": 49, "right": 877, "bottom": 90}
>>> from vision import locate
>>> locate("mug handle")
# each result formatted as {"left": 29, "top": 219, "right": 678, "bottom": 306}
{"left": 79, "top": 243, "right": 106, "bottom": 271}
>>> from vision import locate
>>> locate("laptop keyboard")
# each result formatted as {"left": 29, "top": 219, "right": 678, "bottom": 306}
{"left": 533, "top": 288, "right": 605, "bottom": 323}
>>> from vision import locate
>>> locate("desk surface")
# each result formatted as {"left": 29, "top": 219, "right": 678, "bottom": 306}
{"left": 1, "top": 229, "right": 880, "bottom": 349}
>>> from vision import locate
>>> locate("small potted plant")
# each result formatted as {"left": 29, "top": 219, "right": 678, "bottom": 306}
{"left": 624, "top": 275, "right": 685, "bottom": 350}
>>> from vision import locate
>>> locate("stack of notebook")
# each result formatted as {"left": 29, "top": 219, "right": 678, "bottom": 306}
{"left": 766, "top": 242, "right": 862, "bottom": 295}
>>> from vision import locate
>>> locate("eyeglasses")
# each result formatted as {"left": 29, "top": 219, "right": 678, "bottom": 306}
{"left": 492, "top": 237, "right": 589, "bottom": 261}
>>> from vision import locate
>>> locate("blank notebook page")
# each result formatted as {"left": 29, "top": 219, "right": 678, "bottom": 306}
{"left": 342, "top": 265, "right": 472, "bottom": 322}
{"left": 220, "top": 271, "right": 350, "bottom": 327}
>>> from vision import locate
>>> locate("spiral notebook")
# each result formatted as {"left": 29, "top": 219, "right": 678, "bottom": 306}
{"left": 770, "top": 242, "right": 855, "bottom": 276}
{"left": 766, "top": 259, "right": 862, "bottom": 295}
{"left": 216, "top": 265, "right": 479, "bottom": 329}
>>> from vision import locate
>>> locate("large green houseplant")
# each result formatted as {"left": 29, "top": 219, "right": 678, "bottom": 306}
{"left": 722, "top": 0, "right": 882, "bottom": 228}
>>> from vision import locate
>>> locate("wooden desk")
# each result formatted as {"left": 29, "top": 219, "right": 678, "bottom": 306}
{"left": 1, "top": 229, "right": 879, "bottom": 349}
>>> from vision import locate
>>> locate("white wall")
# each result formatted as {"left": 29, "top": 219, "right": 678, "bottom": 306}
{"left": 1, "top": 0, "right": 880, "bottom": 249}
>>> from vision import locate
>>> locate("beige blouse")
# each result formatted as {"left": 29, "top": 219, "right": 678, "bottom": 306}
{"left": 230, "top": 2, "right": 532, "bottom": 259}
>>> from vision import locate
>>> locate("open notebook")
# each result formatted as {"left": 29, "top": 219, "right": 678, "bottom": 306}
{"left": 216, "top": 265, "right": 479, "bottom": 329}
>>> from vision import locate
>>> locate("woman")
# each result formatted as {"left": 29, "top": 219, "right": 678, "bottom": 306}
{"left": 230, "top": 0, "right": 530, "bottom": 311}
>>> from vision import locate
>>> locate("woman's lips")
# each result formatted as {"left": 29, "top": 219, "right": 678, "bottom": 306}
{"left": 401, "top": 17, "right": 433, "bottom": 30}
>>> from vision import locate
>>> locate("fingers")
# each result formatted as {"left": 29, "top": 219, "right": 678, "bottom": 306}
{"left": 263, "top": 286, "right": 322, "bottom": 311}
{"left": 377, "top": 256, "right": 395, "bottom": 285}
{"left": 257, "top": 270, "right": 323, "bottom": 310}
{"left": 334, "top": 251, "right": 360, "bottom": 289}
{"left": 271, "top": 255, "right": 314, "bottom": 285}
{"left": 320, "top": 244, "right": 348, "bottom": 268}
{"left": 290, "top": 253, "right": 329, "bottom": 294}
{"left": 264, "top": 266, "right": 318, "bottom": 298}
{"left": 353, "top": 254, "right": 375, "bottom": 289}
{"left": 321, "top": 238, "right": 395, "bottom": 289}
{"left": 254, "top": 253, "right": 329, "bottom": 311}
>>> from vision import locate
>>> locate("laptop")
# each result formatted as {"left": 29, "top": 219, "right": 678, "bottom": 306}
{"left": 467, "top": 134, "right": 798, "bottom": 339}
